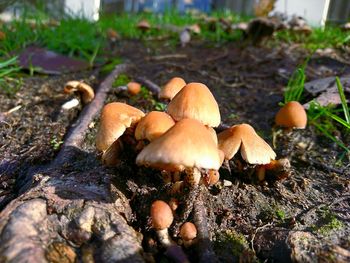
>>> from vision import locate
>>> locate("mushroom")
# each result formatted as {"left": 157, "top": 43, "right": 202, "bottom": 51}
{"left": 137, "top": 20, "right": 151, "bottom": 33}
{"left": 167, "top": 82, "right": 221, "bottom": 127}
{"left": 150, "top": 200, "right": 174, "bottom": 247}
{"left": 159, "top": 77, "right": 186, "bottom": 101}
{"left": 96, "top": 102, "right": 144, "bottom": 165}
{"left": 179, "top": 222, "right": 197, "bottom": 247}
{"left": 256, "top": 158, "right": 291, "bottom": 181}
{"left": 136, "top": 118, "right": 221, "bottom": 187}
{"left": 135, "top": 111, "right": 175, "bottom": 142}
{"left": 64, "top": 81, "right": 95, "bottom": 104}
{"left": 127, "top": 82, "right": 141, "bottom": 96}
{"left": 275, "top": 101, "right": 307, "bottom": 129}
{"left": 106, "top": 28, "right": 119, "bottom": 41}
{"left": 218, "top": 123, "right": 276, "bottom": 165}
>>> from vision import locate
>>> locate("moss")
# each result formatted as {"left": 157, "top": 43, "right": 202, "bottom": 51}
{"left": 112, "top": 73, "right": 130, "bottom": 87}
{"left": 311, "top": 208, "right": 344, "bottom": 235}
{"left": 214, "top": 229, "right": 250, "bottom": 258}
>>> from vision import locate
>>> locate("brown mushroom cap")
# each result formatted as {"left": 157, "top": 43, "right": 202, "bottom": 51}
{"left": 127, "top": 82, "right": 141, "bottom": 96}
{"left": 167, "top": 82, "right": 221, "bottom": 127}
{"left": 96, "top": 102, "right": 145, "bottom": 151}
{"left": 136, "top": 118, "right": 221, "bottom": 172}
{"left": 137, "top": 20, "right": 151, "bottom": 31}
{"left": 64, "top": 81, "right": 95, "bottom": 104}
{"left": 180, "top": 222, "right": 197, "bottom": 241}
{"left": 218, "top": 123, "right": 276, "bottom": 164}
{"left": 275, "top": 101, "right": 307, "bottom": 129}
{"left": 135, "top": 111, "right": 175, "bottom": 141}
{"left": 151, "top": 200, "right": 174, "bottom": 230}
{"left": 159, "top": 77, "right": 186, "bottom": 100}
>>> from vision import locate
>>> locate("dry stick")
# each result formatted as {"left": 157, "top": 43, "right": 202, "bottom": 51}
{"left": 53, "top": 64, "right": 129, "bottom": 166}
{"left": 193, "top": 186, "right": 217, "bottom": 263}
{"left": 134, "top": 76, "right": 161, "bottom": 96}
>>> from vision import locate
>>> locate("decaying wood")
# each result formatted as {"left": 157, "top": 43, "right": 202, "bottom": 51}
{"left": 0, "top": 64, "right": 145, "bottom": 263}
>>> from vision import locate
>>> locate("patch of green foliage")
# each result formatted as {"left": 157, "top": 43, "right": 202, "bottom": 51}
{"left": 282, "top": 63, "right": 306, "bottom": 104}
{"left": 275, "top": 26, "right": 349, "bottom": 50}
{"left": 311, "top": 208, "right": 343, "bottom": 235}
{"left": 112, "top": 73, "right": 131, "bottom": 87}
{"left": 0, "top": 56, "right": 22, "bottom": 95}
{"left": 50, "top": 135, "right": 63, "bottom": 151}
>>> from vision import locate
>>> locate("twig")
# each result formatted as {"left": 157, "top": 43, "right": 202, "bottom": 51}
{"left": 53, "top": 64, "right": 129, "bottom": 166}
{"left": 134, "top": 76, "right": 161, "bottom": 96}
{"left": 149, "top": 54, "right": 188, "bottom": 61}
{"left": 250, "top": 222, "right": 273, "bottom": 255}
{"left": 193, "top": 186, "right": 217, "bottom": 263}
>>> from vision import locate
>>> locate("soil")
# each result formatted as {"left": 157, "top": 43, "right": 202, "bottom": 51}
{"left": 0, "top": 38, "right": 349, "bottom": 263}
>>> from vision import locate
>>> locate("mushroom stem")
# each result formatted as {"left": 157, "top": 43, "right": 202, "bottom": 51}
{"left": 156, "top": 228, "right": 173, "bottom": 247}
{"left": 256, "top": 165, "right": 266, "bottom": 181}
{"left": 185, "top": 167, "right": 201, "bottom": 186}
{"left": 193, "top": 187, "right": 217, "bottom": 263}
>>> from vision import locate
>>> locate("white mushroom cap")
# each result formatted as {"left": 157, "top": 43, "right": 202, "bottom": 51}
{"left": 136, "top": 119, "right": 221, "bottom": 172}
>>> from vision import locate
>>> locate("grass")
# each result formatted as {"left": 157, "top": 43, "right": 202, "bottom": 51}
{"left": 281, "top": 62, "right": 350, "bottom": 153}
{"left": 0, "top": 56, "right": 22, "bottom": 95}
{"left": 274, "top": 26, "right": 350, "bottom": 51}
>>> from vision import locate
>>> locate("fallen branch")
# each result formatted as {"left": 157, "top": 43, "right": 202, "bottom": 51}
{"left": 134, "top": 76, "right": 161, "bottom": 96}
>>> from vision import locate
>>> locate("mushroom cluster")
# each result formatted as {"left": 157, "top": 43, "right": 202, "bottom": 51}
{"left": 95, "top": 77, "right": 287, "bottom": 258}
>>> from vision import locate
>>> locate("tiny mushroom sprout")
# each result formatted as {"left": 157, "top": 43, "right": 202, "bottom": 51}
{"left": 96, "top": 102, "right": 144, "bottom": 166}
{"left": 127, "top": 81, "right": 141, "bottom": 96}
{"left": 275, "top": 101, "right": 307, "bottom": 129}
{"left": 167, "top": 82, "right": 221, "bottom": 127}
{"left": 137, "top": 19, "right": 151, "bottom": 32}
{"left": 64, "top": 81, "right": 95, "bottom": 104}
{"left": 135, "top": 111, "right": 175, "bottom": 149}
{"left": 150, "top": 200, "right": 174, "bottom": 247}
{"left": 136, "top": 118, "right": 221, "bottom": 186}
{"left": 179, "top": 222, "right": 197, "bottom": 247}
{"left": 159, "top": 77, "right": 187, "bottom": 101}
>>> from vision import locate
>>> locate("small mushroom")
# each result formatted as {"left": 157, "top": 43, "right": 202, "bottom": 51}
{"left": 64, "top": 81, "right": 95, "bottom": 104}
{"left": 159, "top": 77, "right": 186, "bottom": 101}
{"left": 137, "top": 20, "right": 151, "bottom": 32}
{"left": 106, "top": 28, "right": 119, "bottom": 41}
{"left": 167, "top": 82, "right": 221, "bottom": 127}
{"left": 127, "top": 82, "right": 141, "bottom": 96}
{"left": 0, "top": 31, "right": 6, "bottom": 41}
{"left": 218, "top": 123, "right": 276, "bottom": 165}
{"left": 96, "top": 102, "right": 144, "bottom": 165}
{"left": 179, "top": 222, "right": 197, "bottom": 247}
{"left": 150, "top": 200, "right": 174, "bottom": 247}
{"left": 275, "top": 101, "right": 307, "bottom": 129}
{"left": 135, "top": 111, "right": 175, "bottom": 142}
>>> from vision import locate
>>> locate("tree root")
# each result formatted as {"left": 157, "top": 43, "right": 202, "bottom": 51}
{"left": 193, "top": 186, "right": 218, "bottom": 263}
{"left": 134, "top": 76, "right": 161, "bottom": 96}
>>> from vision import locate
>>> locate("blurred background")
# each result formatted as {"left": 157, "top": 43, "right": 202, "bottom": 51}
{"left": 1, "top": 0, "right": 350, "bottom": 26}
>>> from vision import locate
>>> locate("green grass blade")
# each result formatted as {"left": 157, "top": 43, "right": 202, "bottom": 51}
{"left": 0, "top": 56, "right": 18, "bottom": 69}
{"left": 335, "top": 77, "right": 350, "bottom": 124}
{"left": 313, "top": 122, "right": 350, "bottom": 152}
{"left": 324, "top": 111, "right": 350, "bottom": 130}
